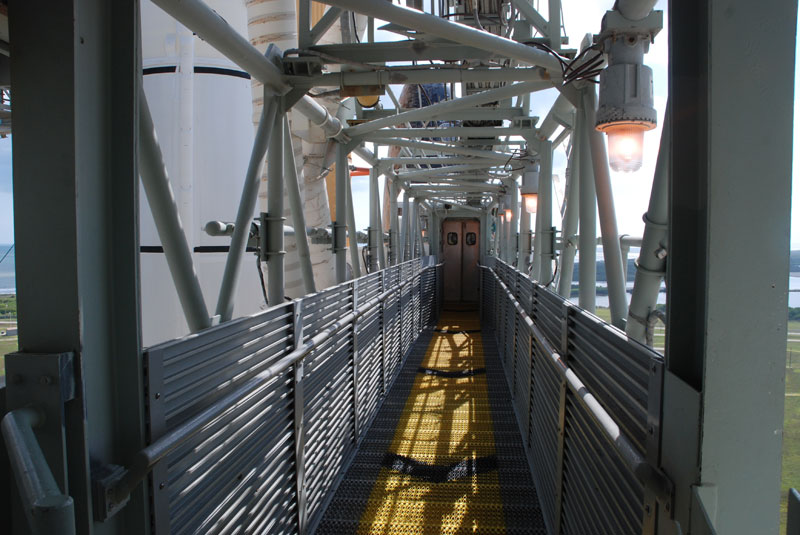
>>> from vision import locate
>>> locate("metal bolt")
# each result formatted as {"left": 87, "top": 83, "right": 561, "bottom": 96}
{"left": 159, "top": 482, "right": 166, "bottom": 490}
{"left": 40, "top": 375, "right": 52, "bottom": 386}
{"left": 655, "top": 247, "right": 668, "bottom": 260}
{"left": 154, "top": 392, "right": 161, "bottom": 400}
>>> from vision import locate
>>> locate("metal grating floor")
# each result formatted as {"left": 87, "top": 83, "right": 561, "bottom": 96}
{"left": 316, "top": 308, "right": 546, "bottom": 534}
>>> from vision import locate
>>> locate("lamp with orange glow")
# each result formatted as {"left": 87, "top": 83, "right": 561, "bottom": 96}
{"left": 521, "top": 162, "right": 540, "bottom": 214}
{"left": 503, "top": 196, "right": 513, "bottom": 221}
{"left": 595, "top": 12, "right": 660, "bottom": 173}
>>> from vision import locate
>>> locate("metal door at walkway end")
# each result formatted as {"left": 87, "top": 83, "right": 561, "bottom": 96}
{"left": 441, "top": 218, "right": 480, "bottom": 303}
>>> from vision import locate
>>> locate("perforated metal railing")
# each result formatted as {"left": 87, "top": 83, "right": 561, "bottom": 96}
{"left": 142, "top": 257, "right": 442, "bottom": 534}
{"left": 481, "top": 257, "right": 672, "bottom": 535}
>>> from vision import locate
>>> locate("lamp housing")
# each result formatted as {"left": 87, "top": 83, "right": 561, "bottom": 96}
{"left": 595, "top": 10, "right": 662, "bottom": 172}
{"left": 521, "top": 162, "right": 540, "bottom": 214}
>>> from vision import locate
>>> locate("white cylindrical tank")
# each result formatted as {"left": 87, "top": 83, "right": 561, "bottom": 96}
{"left": 140, "top": 0, "right": 264, "bottom": 346}
{"left": 245, "top": 0, "right": 341, "bottom": 295}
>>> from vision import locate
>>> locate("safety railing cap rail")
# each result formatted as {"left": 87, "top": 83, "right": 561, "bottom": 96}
{"left": 91, "top": 259, "right": 442, "bottom": 522}
{"left": 481, "top": 264, "right": 674, "bottom": 506}
{"left": 2, "top": 407, "right": 77, "bottom": 534}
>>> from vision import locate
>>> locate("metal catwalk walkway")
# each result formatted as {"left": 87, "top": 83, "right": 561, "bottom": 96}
{"left": 317, "top": 308, "right": 546, "bottom": 534}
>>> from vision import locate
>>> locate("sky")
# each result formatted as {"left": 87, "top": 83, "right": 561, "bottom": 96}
{"left": 0, "top": 1, "right": 799, "bottom": 249}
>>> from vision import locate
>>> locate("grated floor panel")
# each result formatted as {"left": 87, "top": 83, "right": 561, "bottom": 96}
{"left": 316, "top": 308, "right": 546, "bottom": 534}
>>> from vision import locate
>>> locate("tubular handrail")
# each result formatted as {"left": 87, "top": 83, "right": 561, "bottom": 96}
{"left": 2, "top": 407, "right": 76, "bottom": 535}
{"left": 481, "top": 264, "right": 673, "bottom": 503}
{"left": 106, "top": 261, "right": 442, "bottom": 507}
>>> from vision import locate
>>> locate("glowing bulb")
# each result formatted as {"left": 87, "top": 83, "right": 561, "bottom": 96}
{"left": 504, "top": 209, "right": 513, "bottom": 220}
{"left": 523, "top": 193, "right": 538, "bottom": 214}
{"left": 606, "top": 127, "right": 645, "bottom": 173}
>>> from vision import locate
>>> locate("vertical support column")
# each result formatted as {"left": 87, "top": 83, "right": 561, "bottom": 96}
{"left": 367, "top": 167, "right": 380, "bottom": 272}
{"left": 408, "top": 201, "right": 417, "bottom": 259}
{"left": 412, "top": 200, "right": 422, "bottom": 258}
{"left": 500, "top": 212, "right": 507, "bottom": 263}
{"left": 418, "top": 204, "right": 426, "bottom": 257}
{"left": 531, "top": 198, "right": 541, "bottom": 280}
{"left": 400, "top": 191, "right": 410, "bottom": 261}
{"left": 664, "top": 2, "right": 795, "bottom": 532}
{"left": 298, "top": 0, "right": 311, "bottom": 49}
{"left": 292, "top": 301, "right": 307, "bottom": 535}
{"left": 558, "top": 123, "right": 581, "bottom": 298}
{"left": 267, "top": 105, "right": 286, "bottom": 306}
{"left": 583, "top": 87, "right": 628, "bottom": 327}
{"left": 335, "top": 143, "right": 348, "bottom": 283}
{"left": 374, "top": 169, "right": 387, "bottom": 269}
{"left": 510, "top": 179, "right": 519, "bottom": 266}
{"left": 139, "top": 88, "right": 211, "bottom": 332}
{"left": 578, "top": 100, "right": 597, "bottom": 313}
{"left": 11, "top": 1, "right": 147, "bottom": 530}
{"left": 389, "top": 176, "right": 399, "bottom": 265}
{"left": 626, "top": 110, "right": 669, "bottom": 342}
{"left": 283, "top": 117, "right": 317, "bottom": 294}
{"left": 620, "top": 239, "right": 631, "bottom": 286}
{"left": 177, "top": 23, "right": 195, "bottom": 252}
{"left": 538, "top": 140, "right": 554, "bottom": 286}
{"left": 217, "top": 94, "right": 277, "bottom": 320}
{"left": 519, "top": 204, "right": 531, "bottom": 274}
{"left": 494, "top": 210, "right": 502, "bottom": 258}
{"left": 346, "top": 167, "right": 362, "bottom": 278}
{"left": 548, "top": 0, "right": 562, "bottom": 50}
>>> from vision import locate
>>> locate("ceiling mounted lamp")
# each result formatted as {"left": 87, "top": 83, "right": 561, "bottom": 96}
{"left": 595, "top": 10, "right": 662, "bottom": 173}
{"left": 521, "top": 162, "right": 540, "bottom": 214}
{"left": 503, "top": 195, "right": 513, "bottom": 220}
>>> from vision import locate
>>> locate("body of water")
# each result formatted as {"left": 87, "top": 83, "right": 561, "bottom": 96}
{"left": 0, "top": 244, "right": 799, "bottom": 305}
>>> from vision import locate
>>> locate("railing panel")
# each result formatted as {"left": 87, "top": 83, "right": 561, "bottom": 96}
{"left": 481, "top": 259, "right": 668, "bottom": 535}
{"left": 143, "top": 257, "right": 440, "bottom": 534}
{"left": 562, "top": 397, "right": 643, "bottom": 535}
{"left": 144, "top": 303, "right": 296, "bottom": 534}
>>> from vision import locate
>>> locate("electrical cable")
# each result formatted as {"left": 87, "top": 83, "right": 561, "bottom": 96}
{"left": 362, "top": 244, "right": 370, "bottom": 274}
{"left": 545, "top": 256, "right": 559, "bottom": 287}
{"left": 256, "top": 255, "right": 268, "bottom": 306}
{"left": 528, "top": 42, "right": 605, "bottom": 85}
{"left": 351, "top": 11, "right": 361, "bottom": 43}
{"left": 472, "top": 0, "right": 485, "bottom": 32}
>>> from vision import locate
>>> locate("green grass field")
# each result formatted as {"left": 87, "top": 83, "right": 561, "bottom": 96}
{"left": 782, "top": 368, "right": 800, "bottom": 534}
{"left": 593, "top": 307, "right": 795, "bottom": 531}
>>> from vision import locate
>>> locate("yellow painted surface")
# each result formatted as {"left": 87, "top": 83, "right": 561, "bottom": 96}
{"left": 358, "top": 311, "right": 506, "bottom": 534}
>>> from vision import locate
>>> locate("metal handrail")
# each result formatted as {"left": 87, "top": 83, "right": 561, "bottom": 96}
{"left": 2, "top": 407, "right": 76, "bottom": 535}
{"left": 482, "top": 264, "right": 673, "bottom": 503}
{"left": 105, "top": 261, "right": 442, "bottom": 508}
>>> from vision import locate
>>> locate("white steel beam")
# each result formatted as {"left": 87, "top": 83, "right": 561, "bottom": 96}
{"left": 314, "top": 0, "right": 564, "bottom": 71}
{"left": 371, "top": 138, "right": 516, "bottom": 162}
{"left": 345, "top": 81, "right": 549, "bottom": 137}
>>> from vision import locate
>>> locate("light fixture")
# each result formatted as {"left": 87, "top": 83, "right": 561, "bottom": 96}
{"left": 503, "top": 196, "right": 513, "bottom": 220}
{"left": 521, "top": 162, "right": 539, "bottom": 214}
{"left": 595, "top": 10, "right": 662, "bottom": 172}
